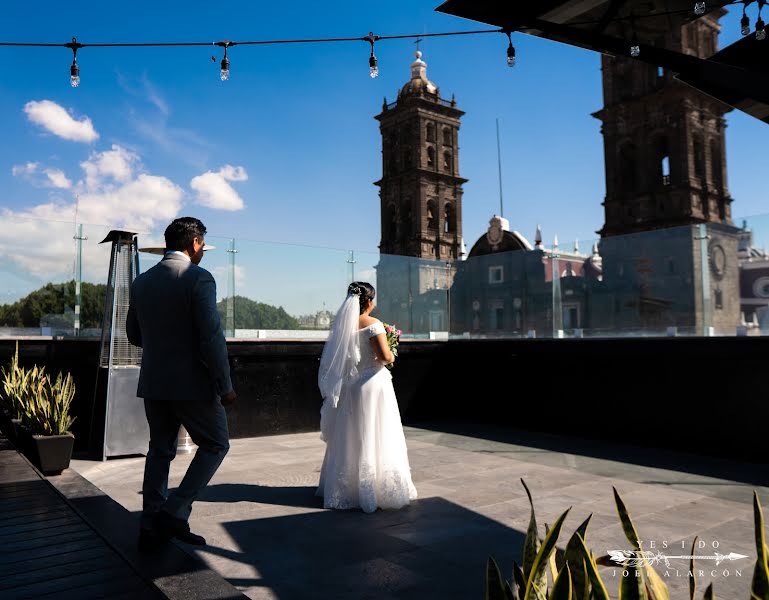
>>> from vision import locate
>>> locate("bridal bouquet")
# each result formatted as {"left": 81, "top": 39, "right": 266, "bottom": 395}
{"left": 382, "top": 322, "right": 402, "bottom": 370}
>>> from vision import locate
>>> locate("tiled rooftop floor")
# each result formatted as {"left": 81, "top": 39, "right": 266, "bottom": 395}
{"left": 72, "top": 424, "right": 769, "bottom": 599}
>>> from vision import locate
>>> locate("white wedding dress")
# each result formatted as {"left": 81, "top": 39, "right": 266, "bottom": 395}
{"left": 317, "top": 321, "right": 417, "bottom": 513}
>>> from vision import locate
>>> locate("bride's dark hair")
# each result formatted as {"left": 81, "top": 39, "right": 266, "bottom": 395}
{"left": 348, "top": 281, "right": 375, "bottom": 314}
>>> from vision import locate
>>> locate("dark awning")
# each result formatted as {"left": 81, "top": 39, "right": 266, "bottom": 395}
{"left": 436, "top": 0, "right": 769, "bottom": 124}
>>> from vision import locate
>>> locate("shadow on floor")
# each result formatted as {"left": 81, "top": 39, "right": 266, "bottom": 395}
{"left": 198, "top": 495, "right": 526, "bottom": 599}
{"left": 409, "top": 421, "right": 769, "bottom": 488}
{"left": 197, "top": 484, "right": 322, "bottom": 509}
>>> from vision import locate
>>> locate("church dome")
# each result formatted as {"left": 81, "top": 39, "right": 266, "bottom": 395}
{"left": 399, "top": 51, "right": 439, "bottom": 98}
{"left": 467, "top": 215, "right": 534, "bottom": 257}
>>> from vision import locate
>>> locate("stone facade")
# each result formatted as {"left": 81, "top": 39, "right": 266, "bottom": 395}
{"left": 594, "top": 12, "right": 733, "bottom": 237}
{"left": 374, "top": 51, "right": 466, "bottom": 261}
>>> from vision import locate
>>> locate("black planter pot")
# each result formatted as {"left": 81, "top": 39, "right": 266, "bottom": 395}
{"left": 0, "top": 410, "right": 23, "bottom": 447}
{"left": 27, "top": 433, "right": 75, "bottom": 475}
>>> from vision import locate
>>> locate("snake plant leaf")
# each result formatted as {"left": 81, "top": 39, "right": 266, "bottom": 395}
{"left": 702, "top": 583, "right": 714, "bottom": 600}
{"left": 575, "top": 533, "right": 610, "bottom": 600}
{"left": 521, "top": 479, "right": 543, "bottom": 587}
{"left": 689, "top": 536, "right": 698, "bottom": 600}
{"left": 524, "top": 508, "right": 570, "bottom": 600}
{"left": 564, "top": 514, "right": 592, "bottom": 600}
{"left": 544, "top": 523, "right": 559, "bottom": 586}
{"left": 550, "top": 564, "right": 572, "bottom": 600}
{"left": 504, "top": 581, "right": 516, "bottom": 600}
{"left": 487, "top": 557, "right": 510, "bottom": 600}
{"left": 613, "top": 487, "right": 641, "bottom": 550}
{"left": 619, "top": 565, "right": 648, "bottom": 600}
{"left": 512, "top": 560, "right": 526, "bottom": 600}
{"left": 613, "top": 487, "right": 669, "bottom": 600}
{"left": 751, "top": 492, "right": 769, "bottom": 600}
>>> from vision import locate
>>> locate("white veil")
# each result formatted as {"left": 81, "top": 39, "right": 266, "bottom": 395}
{"left": 318, "top": 291, "right": 361, "bottom": 441}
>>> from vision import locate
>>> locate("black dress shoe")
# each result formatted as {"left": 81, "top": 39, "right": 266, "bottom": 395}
{"left": 154, "top": 511, "right": 206, "bottom": 546}
{"left": 138, "top": 526, "right": 168, "bottom": 552}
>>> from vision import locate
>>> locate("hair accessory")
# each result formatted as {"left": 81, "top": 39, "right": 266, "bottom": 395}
{"left": 348, "top": 284, "right": 362, "bottom": 296}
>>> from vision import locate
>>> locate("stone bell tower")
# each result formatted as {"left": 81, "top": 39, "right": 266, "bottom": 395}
{"left": 375, "top": 50, "right": 467, "bottom": 261}
{"left": 374, "top": 50, "right": 466, "bottom": 333}
{"left": 594, "top": 10, "right": 733, "bottom": 237}
{"left": 592, "top": 11, "right": 740, "bottom": 335}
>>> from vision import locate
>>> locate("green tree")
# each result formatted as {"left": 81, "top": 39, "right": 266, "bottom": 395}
{"left": 216, "top": 296, "right": 300, "bottom": 330}
{"left": 0, "top": 281, "right": 107, "bottom": 328}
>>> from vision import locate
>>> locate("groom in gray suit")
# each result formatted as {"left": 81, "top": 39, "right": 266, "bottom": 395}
{"left": 127, "top": 216, "right": 236, "bottom": 550}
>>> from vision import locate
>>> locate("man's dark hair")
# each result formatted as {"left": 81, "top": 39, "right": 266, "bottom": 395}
{"left": 164, "top": 217, "right": 207, "bottom": 251}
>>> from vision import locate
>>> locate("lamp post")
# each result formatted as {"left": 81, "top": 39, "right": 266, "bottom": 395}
{"left": 551, "top": 236, "right": 563, "bottom": 338}
{"left": 347, "top": 250, "right": 356, "bottom": 283}
{"left": 445, "top": 260, "right": 452, "bottom": 334}
{"left": 226, "top": 239, "right": 238, "bottom": 337}
{"left": 73, "top": 223, "right": 87, "bottom": 336}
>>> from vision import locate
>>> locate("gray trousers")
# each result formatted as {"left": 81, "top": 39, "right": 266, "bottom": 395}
{"left": 141, "top": 397, "right": 230, "bottom": 528}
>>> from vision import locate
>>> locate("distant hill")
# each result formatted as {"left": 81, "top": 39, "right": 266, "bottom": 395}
{"left": 216, "top": 295, "right": 300, "bottom": 330}
{"left": 0, "top": 284, "right": 300, "bottom": 331}
{"left": 0, "top": 281, "right": 107, "bottom": 328}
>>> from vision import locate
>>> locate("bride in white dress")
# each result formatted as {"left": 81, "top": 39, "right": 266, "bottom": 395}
{"left": 316, "top": 281, "right": 417, "bottom": 513}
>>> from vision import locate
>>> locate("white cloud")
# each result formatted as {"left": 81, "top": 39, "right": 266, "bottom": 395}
{"left": 218, "top": 165, "right": 248, "bottom": 182}
{"left": 43, "top": 169, "right": 72, "bottom": 189}
{"left": 12, "top": 162, "right": 72, "bottom": 189}
{"left": 12, "top": 162, "right": 38, "bottom": 176}
{"left": 81, "top": 145, "right": 137, "bottom": 189}
{"left": 190, "top": 164, "right": 248, "bottom": 211}
{"left": 24, "top": 100, "right": 99, "bottom": 143}
{"left": 1, "top": 145, "right": 183, "bottom": 282}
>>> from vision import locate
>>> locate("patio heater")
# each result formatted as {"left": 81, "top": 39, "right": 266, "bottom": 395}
{"left": 92, "top": 230, "right": 149, "bottom": 459}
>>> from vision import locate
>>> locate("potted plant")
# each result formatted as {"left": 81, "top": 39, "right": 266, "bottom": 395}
{"left": 1, "top": 342, "right": 28, "bottom": 445}
{"left": 20, "top": 370, "right": 77, "bottom": 475}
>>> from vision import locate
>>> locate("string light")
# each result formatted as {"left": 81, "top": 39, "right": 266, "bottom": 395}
{"left": 758, "top": 0, "right": 767, "bottom": 39}
{"left": 364, "top": 32, "right": 379, "bottom": 78}
{"left": 742, "top": 4, "right": 752, "bottom": 35}
{"left": 629, "top": 16, "right": 640, "bottom": 57}
{"left": 65, "top": 37, "right": 82, "bottom": 88}
{"left": 0, "top": 3, "right": 755, "bottom": 87}
{"left": 504, "top": 31, "right": 516, "bottom": 67}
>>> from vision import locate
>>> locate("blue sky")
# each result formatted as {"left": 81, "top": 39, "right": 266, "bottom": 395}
{"left": 0, "top": 1, "right": 766, "bottom": 314}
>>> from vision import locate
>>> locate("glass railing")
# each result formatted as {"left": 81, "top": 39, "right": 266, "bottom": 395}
{"left": 1, "top": 214, "right": 768, "bottom": 340}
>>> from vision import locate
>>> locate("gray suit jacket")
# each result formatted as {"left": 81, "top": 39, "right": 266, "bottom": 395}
{"left": 126, "top": 253, "right": 233, "bottom": 402}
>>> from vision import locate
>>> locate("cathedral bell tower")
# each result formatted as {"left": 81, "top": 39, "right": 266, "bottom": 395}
{"left": 374, "top": 50, "right": 467, "bottom": 260}
{"left": 594, "top": 11, "right": 733, "bottom": 237}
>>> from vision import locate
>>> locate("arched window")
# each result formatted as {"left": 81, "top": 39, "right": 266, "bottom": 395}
{"left": 427, "top": 146, "right": 435, "bottom": 168}
{"left": 618, "top": 144, "right": 637, "bottom": 192}
{"left": 711, "top": 143, "right": 723, "bottom": 189}
{"left": 443, "top": 151, "right": 452, "bottom": 173}
{"left": 427, "top": 200, "right": 438, "bottom": 230}
{"left": 426, "top": 123, "right": 436, "bottom": 142}
{"left": 654, "top": 136, "right": 670, "bottom": 186}
{"left": 386, "top": 204, "right": 398, "bottom": 241}
{"left": 444, "top": 204, "right": 455, "bottom": 233}
{"left": 443, "top": 127, "right": 452, "bottom": 146}
{"left": 693, "top": 135, "right": 705, "bottom": 181}
{"left": 402, "top": 201, "right": 412, "bottom": 240}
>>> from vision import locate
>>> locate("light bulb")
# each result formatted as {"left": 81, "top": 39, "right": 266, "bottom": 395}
{"left": 70, "top": 61, "right": 80, "bottom": 88}
{"left": 220, "top": 57, "right": 230, "bottom": 81}
{"left": 694, "top": 2, "right": 706, "bottom": 15}
{"left": 757, "top": 17, "right": 767, "bottom": 40}
{"left": 630, "top": 45, "right": 640, "bottom": 57}
{"left": 369, "top": 54, "right": 379, "bottom": 78}
{"left": 507, "top": 43, "right": 516, "bottom": 67}
{"left": 742, "top": 13, "right": 751, "bottom": 35}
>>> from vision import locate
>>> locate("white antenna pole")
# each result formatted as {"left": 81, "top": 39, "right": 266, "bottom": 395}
{"left": 496, "top": 118, "right": 504, "bottom": 218}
